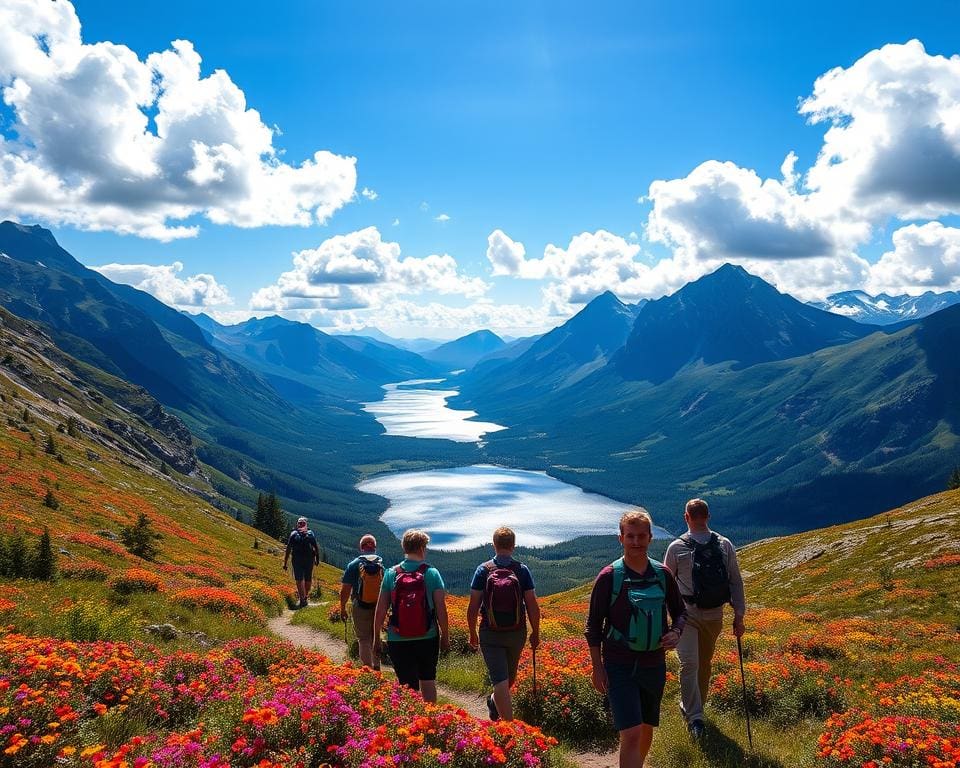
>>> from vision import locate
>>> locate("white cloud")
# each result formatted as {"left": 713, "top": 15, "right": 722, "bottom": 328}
{"left": 0, "top": 0, "right": 356, "bottom": 241}
{"left": 91, "top": 261, "right": 232, "bottom": 308}
{"left": 361, "top": 187, "right": 378, "bottom": 201}
{"left": 646, "top": 160, "right": 845, "bottom": 262}
{"left": 801, "top": 40, "right": 960, "bottom": 222}
{"left": 392, "top": 218, "right": 400, "bottom": 226}
{"left": 867, "top": 222, "right": 960, "bottom": 294}
{"left": 486, "top": 229, "right": 530, "bottom": 277}
{"left": 435, "top": 213, "right": 451, "bottom": 222}
{"left": 250, "top": 227, "right": 489, "bottom": 313}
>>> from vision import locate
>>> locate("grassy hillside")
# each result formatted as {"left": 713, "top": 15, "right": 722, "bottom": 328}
{"left": 297, "top": 489, "right": 960, "bottom": 768}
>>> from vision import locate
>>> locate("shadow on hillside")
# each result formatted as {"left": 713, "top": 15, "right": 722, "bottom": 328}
{"left": 699, "top": 722, "right": 787, "bottom": 768}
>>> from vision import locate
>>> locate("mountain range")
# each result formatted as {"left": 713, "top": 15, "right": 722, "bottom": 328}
{"left": 3, "top": 219, "right": 960, "bottom": 548}
{"left": 812, "top": 289, "right": 960, "bottom": 325}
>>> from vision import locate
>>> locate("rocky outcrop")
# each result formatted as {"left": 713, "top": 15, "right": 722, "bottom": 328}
{"left": 105, "top": 417, "right": 198, "bottom": 475}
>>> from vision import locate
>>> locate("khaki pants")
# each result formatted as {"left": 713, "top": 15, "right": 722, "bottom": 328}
{"left": 353, "top": 605, "right": 376, "bottom": 667}
{"left": 677, "top": 613, "right": 723, "bottom": 724}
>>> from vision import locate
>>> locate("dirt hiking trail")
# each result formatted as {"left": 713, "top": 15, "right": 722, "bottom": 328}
{"left": 268, "top": 609, "right": 616, "bottom": 767}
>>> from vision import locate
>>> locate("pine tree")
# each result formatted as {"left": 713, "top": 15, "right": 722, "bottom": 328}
{"left": 7, "top": 532, "right": 29, "bottom": 577}
{"left": 265, "top": 493, "right": 287, "bottom": 541}
{"left": 21, "top": 407, "right": 30, "bottom": 423}
{"left": 949, "top": 466, "right": 960, "bottom": 491}
{"left": 44, "top": 432, "right": 57, "bottom": 455}
{"left": 66, "top": 417, "right": 79, "bottom": 438}
{"left": 120, "top": 512, "right": 162, "bottom": 561}
{"left": 33, "top": 528, "right": 56, "bottom": 581}
{"left": 160, "top": 460, "right": 170, "bottom": 476}
{"left": 254, "top": 492, "right": 268, "bottom": 533}
{"left": 44, "top": 489, "right": 59, "bottom": 510}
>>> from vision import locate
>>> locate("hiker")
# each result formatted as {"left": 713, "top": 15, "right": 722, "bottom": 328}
{"left": 373, "top": 529, "right": 450, "bottom": 701}
{"left": 467, "top": 526, "right": 541, "bottom": 722}
{"left": 664, "top": 498, "right": 746, "bottom": 739}
{"left": 586, "top": 508, "right": 686, "bottom": 768}
{"left": 282, "top": 516, "right": 320, "bottom": 609}
{"left": 339, "top": 533, "right": 383, "bottom": 669}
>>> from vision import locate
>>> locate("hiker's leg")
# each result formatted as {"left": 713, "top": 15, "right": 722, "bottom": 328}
{"left": 295, "top": 579, "right": 307, "bottom": 602}
{"left": 416, "top": 635, "right": 441, "bottom": 703}
{"left": 619, "top": 724, "right": 653, "bottom": 768}
{"left": 353, "top": 606, "right": 375, "bottom": 667}
{"left": 677, "top": 614, "right": 703, "bottom": 723}
{"left": 697, "top": 619, "right": 723, "bottom": 707}
{"left": 387, "top": 641, "right": 420, "bottom": 692}
{"left": 420, "top": 680, "right": 438, "bottom": 703}
{"left": 302, "top": 576, "right": 312, "bottom": 602}
{"left": 492, "top": 679, "right": 512, "bottom": 720}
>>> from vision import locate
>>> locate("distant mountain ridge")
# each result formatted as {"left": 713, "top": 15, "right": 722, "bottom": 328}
{"left": 812, "top": 289, "right": 960, "bottom": 325}
{"left": 616, "top": 264, "right": 876, "bottom": 383}
{"left": 456, "top": 290, "right": 641, "bottom": 410}
{"left": 422, "top": 329, "right": 505, "bottom": 370}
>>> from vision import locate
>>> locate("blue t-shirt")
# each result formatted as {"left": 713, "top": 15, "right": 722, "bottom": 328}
{"left": 381, "top": 558, "right": 445, "bottom": 642}
{"left": 340, "top": 551, "right": 380, "bottom": 597}
{"left": 470, "top": 555, "right": 535, "bottom": 630}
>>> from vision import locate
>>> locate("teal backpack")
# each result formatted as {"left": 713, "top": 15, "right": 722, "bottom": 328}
{"left": 606, "top": 558, "right": 668, "bottom": 652}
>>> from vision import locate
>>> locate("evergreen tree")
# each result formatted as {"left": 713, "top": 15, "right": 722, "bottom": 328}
{"left": 44, "top": 489, "right": 59, "bottom": 510}
{"left": 265, "top": 493, "right": 287, "bottom": 540}
{"left": 21, "top": 406, "right": 30, "bottom": 423}
{"left": 949, "top": 466, "right": 960, "bottom": 491}
{"left": 7, "top": 532, "right": 29, "bottom": 577}
{"left": 44, "top": 432, "right": 57, "bottom": 455}
{"left": 33, "top": 528, "right": 56, "bottom": 581}
{"left": 119, "top": 512, "right": 162, "bottom": 561}
{"left": 66, "top": 417, "right": 79, "bottom": 438}
{"left": 160, "top": 460, "right": 170, "bottom": 476}
{"left": 254, "top": 492, "right": 268, "bottom": 533}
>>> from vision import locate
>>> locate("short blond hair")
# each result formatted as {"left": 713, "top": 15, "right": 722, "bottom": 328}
{"left": 492, "top": 526, "right": 516, "bottom": 550}
{"left": 619, "top": 507, "right": 653, "bottom": 534}
{"left": 685, "top": 498, "right": 709, "bottom": 519}
{"left": 359, "top": 534, "right": 377, "bottom": 551}
{"left": 401, "top": 529, "right": 430, "bottom": 554}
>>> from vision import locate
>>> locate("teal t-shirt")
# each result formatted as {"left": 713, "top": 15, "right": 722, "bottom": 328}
{"left": 381, "top": 558, "right": 445, "bottom": 642}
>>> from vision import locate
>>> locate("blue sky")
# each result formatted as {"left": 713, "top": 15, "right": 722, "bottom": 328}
{"left": 2, "top": 1, "right": 960, "bottom": 337}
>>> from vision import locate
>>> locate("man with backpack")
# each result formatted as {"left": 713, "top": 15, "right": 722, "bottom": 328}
{"left": 282, "top": 516, "right": 320, "bottom": 609}
{"left": 586, "top": 508, "right": 686, "bottom": 768}
{"left": 467, "top": 526, "right": 541, "bottom": 722}
{"left": 339, "top": 534, "right": 383, "bottom": 669}
{"left": 664, "top": 498, "right": 746, "bottom": 740}
{"left": 373, "top": 529, "right": 450, "bottom": 701}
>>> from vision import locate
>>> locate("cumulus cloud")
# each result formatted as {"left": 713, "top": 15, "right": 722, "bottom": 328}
{"left": 435, "top": 213, "right": 451, "bottom": 222}
{"left": 646, "top": 160, "right": 844, "bottom": 262}
{"left": 250, "top": 227, "right": 489, "bottom": 313}
{"left": 361, "top": 187, "right": 378, "bottom": 201}
{"left": 866, "top": 222, "right": 960, "bottom": 294}
{"left": 0, "top": 0, "right": 356, "bottom": 240}
{"left": 91, "top": 261, "right": 232, "bottom": 308}
{"left": 802, "top": 40, "right": 960, "bottom": 221}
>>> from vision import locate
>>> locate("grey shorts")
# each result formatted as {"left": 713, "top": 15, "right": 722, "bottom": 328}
{"left": 352, "top": 604, "right": 374, "bottom": 643}
{"left": 479, "top": 626, "right": 527, "bottom": 686}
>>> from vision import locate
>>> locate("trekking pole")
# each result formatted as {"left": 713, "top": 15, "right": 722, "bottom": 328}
{"left": 737, "top": 635, "right": 754, "bottom": 751}
{"left": 532, "top": 647, "right": 539, "bottom": 724}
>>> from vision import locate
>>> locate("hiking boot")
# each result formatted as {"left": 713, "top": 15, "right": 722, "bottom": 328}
{"left": 299, "top": 598, "right": 308, "bottom": 609}
{"left": 486, "top": 694, "right": 500, "bottom": 721}
{"left": 689, "top": 720, "right": 706, "bottom": 740}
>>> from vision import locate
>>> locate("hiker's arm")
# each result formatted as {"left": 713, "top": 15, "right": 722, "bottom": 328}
{"left": 434, "top": 589, "right": 450, "bottom": 653}
{"left": 726, "top": 540, "right": 747, "bottom": 637}
{"left": 585, "top": 572, "right": 610, "bottom": 693}
{"left": 660, "top": 569, "right": 686, "bottom": 650}
{"left": 282, "top": 535, "right": 290, "bottom": 569}
{"left": 466, "top": 590, "right": 482, "bottom": 650}
{"left": 312, "top": 538, "right": 320, "bottom": 565}
{"left": 373, "top": 588, "right": 389, "bottom": 651}
{"left": 339, "top": 583, "right": 352, "bottom": 617}
{"left": 524, "top": 589, "right": 541, "bottom": 650}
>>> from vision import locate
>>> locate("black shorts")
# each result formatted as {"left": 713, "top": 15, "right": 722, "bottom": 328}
{"left": 605, "top": 661, "right": 667, "bottom": 730}
{"left": 291, "top": 560, "right": 314, "bottom": 581}
{"left": 387, "top": 635, "right": 440, "bottom": 690}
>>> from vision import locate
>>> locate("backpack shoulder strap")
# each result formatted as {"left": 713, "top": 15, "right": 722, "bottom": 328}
{"left": 483, "top": 559, "right": 496, "bottom": 572}
{"left": 680, "top": 533, "right": 698, "bottom": 549}
{"left": 649, "top": 558, "right": 668, "bottom": 591}
{"left": 609, "top": 558, "right": 625, "bottom": 605}
{"left": 416, "top": 562, "right": 429, "bottom": 575}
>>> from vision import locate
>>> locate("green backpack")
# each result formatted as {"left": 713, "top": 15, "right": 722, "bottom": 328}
{"left": 606, "top": 557, "right": 668, "bottom": 652}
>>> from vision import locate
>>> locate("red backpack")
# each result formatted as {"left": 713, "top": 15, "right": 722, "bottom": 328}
{"left": 390, "top": 563, "right": 432, "bottom": 637}
{"left": 483, "top": 560, "right": 524, "bottom": 631}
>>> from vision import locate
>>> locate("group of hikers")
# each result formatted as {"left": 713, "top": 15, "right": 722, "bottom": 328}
{"left": 284, "top": 499, "right": 746, "bottom": 768}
